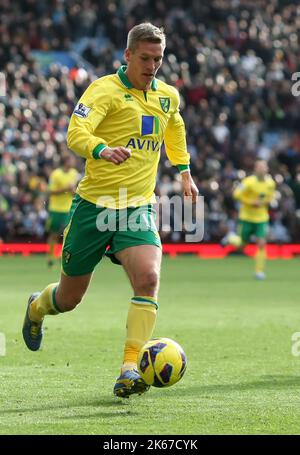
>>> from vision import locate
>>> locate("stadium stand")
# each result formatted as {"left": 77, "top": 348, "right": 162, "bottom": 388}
{"left": 1, "top": 0, "right": 300, "bottom": 243}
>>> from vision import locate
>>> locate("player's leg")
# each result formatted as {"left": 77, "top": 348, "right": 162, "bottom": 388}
{"left": 46, "top": 212, "right": 68, "bottom": 267}
{"left": 46, "top": 212, "right": 58, "bottom": 267}
{"left": 226, "top": 232, "right": 243, "bottom": 248}
{"left": 22, "top": 272, "right": 93, "bottom": 351}
{"left": 32, "top": 272, "right": 93, "bottom": 317}
{"left": 223, "top": 220, "right": 248, "bottom": 250}
{"left": 222, "top": 220, "right": 245, "bottom": 249}
{"left": 114, "top": 244, "right": 162, "bottom": 397}
{"left": 254, "top": 222, "right": 268, "bottom": 279}
{"left": 23, "top": 195, "right": 111, "bottom": 351}
{"left": 47, "top": 232, "right": 59, "bottom": 267}
{"left": 117, "top": 244, "right": 161, "bottom": 367}
{"left": 108, "top": 205, "right": 162, "bottom": 397}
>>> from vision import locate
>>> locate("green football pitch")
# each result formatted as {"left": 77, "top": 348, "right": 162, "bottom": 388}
{"left": 0, "top": 255, "right": 300, "bottom": 435}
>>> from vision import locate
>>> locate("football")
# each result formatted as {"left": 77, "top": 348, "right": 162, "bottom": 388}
{"left": 137, "top": 338, "right": 187, "bottom": 387}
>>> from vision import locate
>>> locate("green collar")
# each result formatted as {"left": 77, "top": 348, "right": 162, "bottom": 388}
{"left": 117, "top": 65, "right": 158, "bottom": 91}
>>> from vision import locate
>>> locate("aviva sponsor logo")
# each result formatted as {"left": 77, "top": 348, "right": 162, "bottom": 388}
{"left": 126, "top": 138, "right": 161, "bottom": 152}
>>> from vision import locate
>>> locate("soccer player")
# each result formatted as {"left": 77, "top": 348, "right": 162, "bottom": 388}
{"left": 223, "top": 159, "right": 276, "bottom": 279}
{"left": 46, "top": 154, "right": 79, "bottom": 267}
{"left": 22, "top": 23, "right": 199, "bottom": 398}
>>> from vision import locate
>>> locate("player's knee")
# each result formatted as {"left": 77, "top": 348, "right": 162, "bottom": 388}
{"left": 135, "top": 270, "right": 159, "bottom": 295}
{"left": 257, "top": 239, "right": 266, "bottom": 248}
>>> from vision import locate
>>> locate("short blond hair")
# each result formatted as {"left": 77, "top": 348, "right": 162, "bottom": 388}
{"left": 127, "top": 22, "right": 166, "bottom": 51}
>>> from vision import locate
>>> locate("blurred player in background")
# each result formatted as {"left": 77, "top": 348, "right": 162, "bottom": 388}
{"left": 22, "top": 23, "right": 198, "bottom": 398}
{"left": 223, "top": 160, "right": 276, "bottom": 279}
{"left": 46, "top": 154, "right": 79, "bottom": 267}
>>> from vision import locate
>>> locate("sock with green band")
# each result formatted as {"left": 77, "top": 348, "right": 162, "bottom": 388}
{"left": 122, "top": 296, "right": 158, "bottom": 370}
{"left": 29, "top": 283, "right": 62, "bottom": 323}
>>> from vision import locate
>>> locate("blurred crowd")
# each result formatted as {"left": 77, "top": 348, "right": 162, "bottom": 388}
{"left": 1, "top": 0, "right": 300, "bottom": 242}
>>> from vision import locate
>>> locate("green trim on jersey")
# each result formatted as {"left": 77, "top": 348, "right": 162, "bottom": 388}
{"left": 177, "top": 164, "right": 190, "bottom": 172}
{"left": 238, "top": 220, "right": 268, "bottom": 243}
{"left": 62, "top": 195, "right": 161, "bottom": 276}
{"left": 92, "top": 143, "right": 107, "bottom": 159}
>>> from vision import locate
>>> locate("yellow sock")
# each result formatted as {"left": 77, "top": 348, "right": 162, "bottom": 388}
{"left": 29, "top": 283, "right": 61, "bottom": 323}
{"left": 228, "top": 233, "right": 242, "bottom": 247}
{"left": 255, "top": 246, "right": 266, "bottom": 273}
{"left": 122, "top": 296, "right": 158, "bottom": 371}
{"left": 48, "top": 242, "right": 56, "bottom": 260}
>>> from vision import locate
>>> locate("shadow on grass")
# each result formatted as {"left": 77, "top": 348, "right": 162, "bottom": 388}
{"left": 164, "top": 375, "right": 300, "bottom": 397}
{"left": 59, "top": 409, "right": 138, "bottom": 420}
{"left": 0, "top": 396, "right": 140, "bottom": 418}
{"left": 3, "top": 375, "right": 300, "bottom": 416}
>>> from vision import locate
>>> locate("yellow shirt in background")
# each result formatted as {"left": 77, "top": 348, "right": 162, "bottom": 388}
{"left": 48, "top": 168, "right": 79, "bottom": 213}
{"left": 233, "top": 175, "right": 276, "bottom": 223}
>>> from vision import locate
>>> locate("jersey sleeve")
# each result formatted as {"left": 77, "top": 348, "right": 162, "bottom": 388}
{"left": 67, "top": 79, "right": 111, "bottom": 160}
{"left": 72, "top": 169, "right": 80, "bottom": 185}
{"left": 233, "top": 179, "right": 254, "bottom": 205}
{"left": 164, "top": 90, "right": 190, "bottom": 168}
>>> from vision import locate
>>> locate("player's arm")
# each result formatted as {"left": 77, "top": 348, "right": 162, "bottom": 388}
{"left": 67, "top": 81, "right": 131, "bottom": 165}
{"left": 49, "top": 185, "right": 74, "bottom": 195}
{"left": 67, "top": 170, "right": 81, "bottom": 195}
{"left": 48, "top": 173, "right": 68, "bottom": 195}
{"left": 164, "top": 93, "right": 198, "bottom": 202}
{"left": 48, "top": 175, "right": 74, "bottom": 195}
{"left": 49, "top": 187, "right": 73, "bottom": 195}
{"left": 233, "top": 180, "right": 255, "bottom": 206}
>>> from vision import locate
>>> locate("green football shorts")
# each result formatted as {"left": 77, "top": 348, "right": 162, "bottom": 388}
{"left": 62, "top": 194, "right": 162, "bottom": 276}
{"left": 238, "top": 220, "right": 268, "bottom": 243}
{"left": 46, "top": 211, "right": 70, "bottom": 234}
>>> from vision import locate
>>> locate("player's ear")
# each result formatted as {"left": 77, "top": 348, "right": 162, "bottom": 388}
{"left": 124, "top": 48, "right": 131, "bottom": 63}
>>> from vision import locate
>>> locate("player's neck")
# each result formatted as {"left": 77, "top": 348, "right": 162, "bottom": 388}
{"left": 255, "top": 174, "right": 265, "bottom": 181}
{"left": 124, "top": 69, "right": 150, "bottom": 91}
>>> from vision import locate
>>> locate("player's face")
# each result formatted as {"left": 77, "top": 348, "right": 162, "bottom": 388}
{"left": 63, "top": 156, "right": 76, "bottom": 170}
{"left": 255, "top": 161, "right": 268, "bottom": 177}
{"left": 125, "top": 42, "right": 164, "bottom": 90}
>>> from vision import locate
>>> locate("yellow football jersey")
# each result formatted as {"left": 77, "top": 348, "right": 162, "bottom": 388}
{"left": 233, "top": 174, "right": 276, "bottom": 222}
{"left": 67, "top": 66, "right": 190, "bottom": 208}
{"left": 48, "top": 168, "right": 79, "bottom": 213}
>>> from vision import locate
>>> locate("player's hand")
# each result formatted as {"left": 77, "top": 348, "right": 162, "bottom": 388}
{"left": 181, "top": 172, "right": 199, "bottom": 203}
{"left": 252, "top": 200, "right": 263, "bottom": 207}
{"left": 100, "top": 147, "right": 132, "bottom": 165}
{"left": 67, "top": 184, "right": 76, "bottom": 194}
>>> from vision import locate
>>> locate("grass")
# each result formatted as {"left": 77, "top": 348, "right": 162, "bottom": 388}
{"left": 0, "top": 254, "right": 300, "bottom": 435}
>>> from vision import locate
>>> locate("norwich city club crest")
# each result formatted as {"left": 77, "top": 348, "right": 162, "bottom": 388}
{"left": 159, "top": 97, "right": 170, "bottom": 113}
